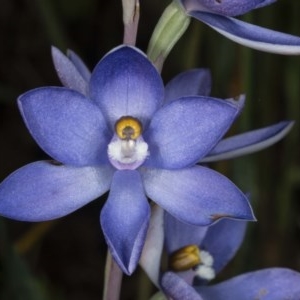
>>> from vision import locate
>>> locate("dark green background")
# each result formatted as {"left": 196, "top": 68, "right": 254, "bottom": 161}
{"left": 1, "top": 0, "right": 300, "bottom": 299}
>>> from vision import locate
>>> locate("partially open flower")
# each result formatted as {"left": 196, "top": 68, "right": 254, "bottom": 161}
{"left": 142, "top": 207, "right": 300, "bottom": 300}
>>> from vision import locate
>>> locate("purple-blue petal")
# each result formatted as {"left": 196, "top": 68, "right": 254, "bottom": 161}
{"left": 51, "top": 46, "right": 88, "bottom": 95}
{"left": 67, "top": 49, "right": 91, "bottom": 82}
{"left": 182, "top": 0, "right": 271, "bottom": 17}
{"left": 164, "top": 69, "right": 212, "bottom": 103}
{"left": 164, "top": 212, "right": 208, "bottom": 253}
{"left": 202, "top": 121, "right": 294, "bottom": 162}
{"left": 255, "top": 0, "right": 276, "bottom": 10}
{"left": 100, "top": 170, "right": 150, "bottom": 275}
{"left": 197, "top": 268, "right": 300, "bottom": 300}
{"left": 90, "top": 45, "right": 164, "bottom": 129}
{"left": 18, "top": 87, "right": 111, "bottom": 166}
{"left": 144, "top": 95, "right": 244, "bottom": 169}
{"left": 0, "top": 161, "right": 113, "bottom": 221}
{"left": 142, "top": 166, "right": 255, "bottom": 226}
{"left": 191, "top": 12, "right": 300, "bottom": 54}
{"left": 161, "top": 272, "right": 203, "bottom": 300}
{"left": 202, "top": 219, "right": 247, "bottom": 274}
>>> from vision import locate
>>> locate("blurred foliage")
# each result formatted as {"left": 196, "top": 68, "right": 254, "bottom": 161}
{"left": 0, "top": 219, "right": 61, "bottom": 300}
{"left": 1, "top": 0, "right": 300, "bottom": 299}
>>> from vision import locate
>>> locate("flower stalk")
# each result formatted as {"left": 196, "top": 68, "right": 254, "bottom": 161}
{"left": 122, "top": 0, "right": 140, "bottom": 45}
{"left": 103, "top": 251, "right": 123, "bottom": 300}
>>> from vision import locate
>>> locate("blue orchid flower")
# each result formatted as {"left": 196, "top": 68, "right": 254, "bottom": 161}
{"left": 143, "top": 207, "right": 300, "bottom": 300}
{"left": 176, "top": 0, "right": 300, "bottom": 54}
{"left": 0, "top": 46, "right": 292, "bottom": 276}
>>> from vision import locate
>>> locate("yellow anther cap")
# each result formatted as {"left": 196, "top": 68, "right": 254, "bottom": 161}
{"left": 169, "top": 244, "right": 201, "bottom": 271}
{"left": 115, "top": 116, "right": 142, "bottom": 140}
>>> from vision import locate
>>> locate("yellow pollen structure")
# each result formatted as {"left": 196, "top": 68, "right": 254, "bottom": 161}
{"left": 115, "top": 116, "right": 142, "bottom": 140}
{"left": 169, "top": 244, "right": 201, "bottom": 271}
